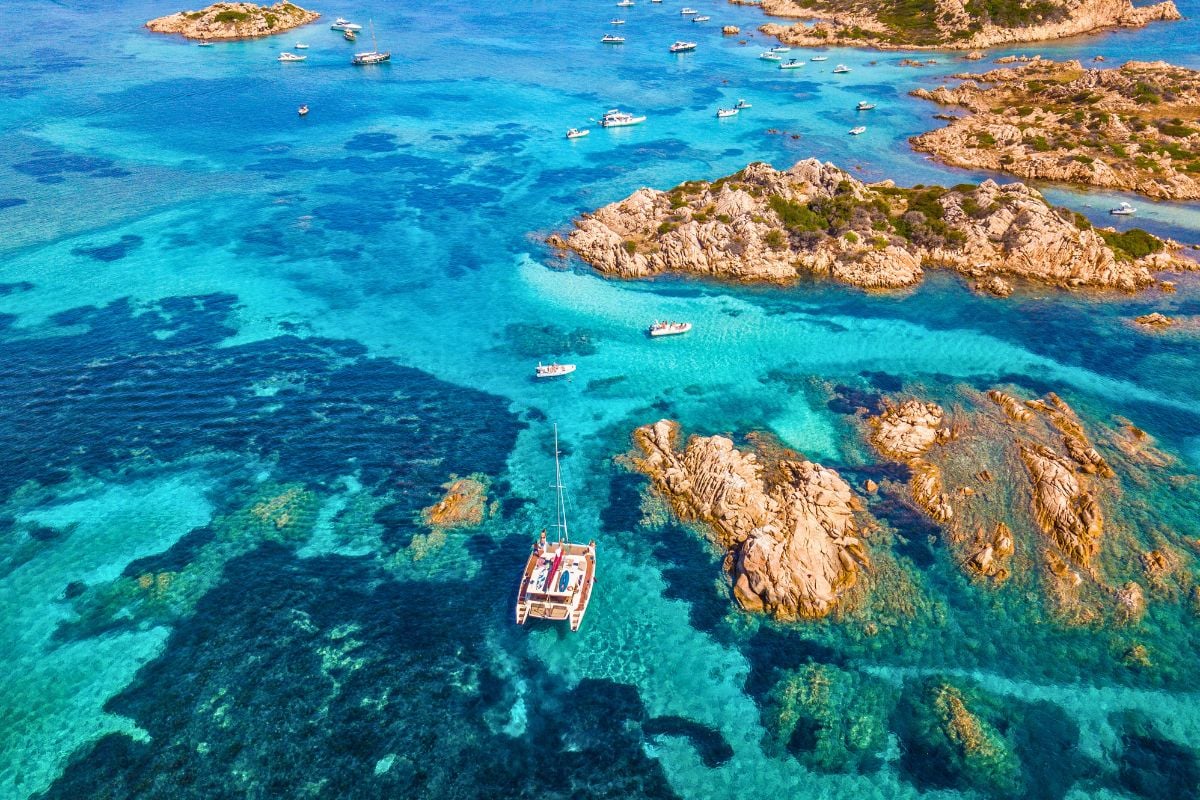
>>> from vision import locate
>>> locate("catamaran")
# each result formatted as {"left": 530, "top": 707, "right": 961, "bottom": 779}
{"left": 649, "top": 321, "right": 692, "bottom": 336}
{"left": 515, "top": 426, "right": 596, "bottom": 632}
{"left": 536, "top": 362, "right": 576, "bottom": 378}
{"left": 599, "top": 108, "right": 646, "bottom": 127}
{"left": 352, "top": 20, "right": 390, "bottom": 65}
{"left": 1109, "top": 201, "right": 1136, "bottom": 216}
{"left": 669, "top": 40, "right": 697, "bottom": 52}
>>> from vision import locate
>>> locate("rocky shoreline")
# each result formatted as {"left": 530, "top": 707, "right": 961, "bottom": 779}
{"left": 554, "top": 158, "right": 1190, "bottom": 296}
{"left": 146, "top": 2, "right": 318, "bottom": 40}
{"left": 748, "top": 0, "right": 1179, "bottom": 50}
{"left": 911, "top": 59, "right": 1200, "bottom": 201}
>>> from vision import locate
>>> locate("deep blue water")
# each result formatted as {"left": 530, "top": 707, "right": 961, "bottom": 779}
{"left": 2, "top": 0, "right": 1200, "bottom": 797}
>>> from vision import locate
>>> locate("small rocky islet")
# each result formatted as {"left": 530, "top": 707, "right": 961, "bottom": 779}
{"left": 145, "top": 1, "right": 318, "bottom": 40}
{"left": 745, "top": 0, "right": 1179, "bottom": 50}
{"left": 555, "top": 158, "right": 1191, "bottom": 296}
{"left": 912, "top": 58, "right": 1200, "bottom": 200}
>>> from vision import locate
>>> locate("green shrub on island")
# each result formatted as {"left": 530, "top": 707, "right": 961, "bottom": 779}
{"left": 1100, "top": 228, "right": 1163, "bottom": 261}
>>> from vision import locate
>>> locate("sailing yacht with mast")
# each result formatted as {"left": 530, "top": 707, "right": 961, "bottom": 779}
{"left": 515, "top": 426, "right": 597, "bottom": 632}
{"left": 352, "top": 20, "right": 391, "bottom": 65}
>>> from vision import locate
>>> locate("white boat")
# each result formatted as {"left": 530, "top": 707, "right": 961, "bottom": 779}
{"left": 693, "top": 15, "right": 711, "bottom": 21}
{"left": 566, "top": 128, "right": 590, "bottom": 139}
{"left": 669, "top": 40, "right": 697, "bottom": 52}
{"left": 779, "top": 58, "right": 804, "bottom": 69}
{"left": 343, "top": 29, "right": 357, "bottom": 41}
{"left": 832, "top": 64, "right": 851, "bottom": 73}
{"left": 599, "top": 108, "right": 647, "bottom": 127}
{"left": 278, "top": 52, "right": 307, "bottom": 62}
{"left": 617, "top": 0, "right": 635, "bottom": 6}
{"left": 849, "top": 125, "right": 866, "bottom": 135}
{"left": 856, "top": 101, "right": 876, "bottom": 110}
{"left": 649, "top": 321, "right": 693, "bottom": 337}
{"left": 1110, "top": 201, "right": 1137, "bottom": 216}
{"left": 351, "top": 20, "right": 390, "bottom": 65}
{"left": 514, "top": 426, "right": 596, "bottom": 632}
{"left": 197, "top": 41, "right": 214, "bottom": 47}
{"left": 601, "top": 33, "right": 626, "bottom": 43}
{"left": 536, "top": 362, "right": 576, "bottom": 378}
{"left": 680, "top": 6, "right": 698, "bottom": 12}
{"left": 330, "top": 18, "right": 362, "bottom": 31}
{"left": 298, "top": 104, "right": 309, "bottom": 116}
{"left": 770, "top": 45, "right": 791, "bottom": 53}
{"left": 759, "top": 51, "right": 782, "bottom": 61}
{"left": 295, "top": 42, "right": 309, "bottom": 49}
{"left": 735, "top": 98, "right": 751, "bottom": 109}
{"left": 716, "top": 107, "right": 739, "bottom": 118}
{"left": 810, "top": 55, "right": 828, "bottom": 61}
{"left": 610, "top": 18, "right": 626, "bottom": 24}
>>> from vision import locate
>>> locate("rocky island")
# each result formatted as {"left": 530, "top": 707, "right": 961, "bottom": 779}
{"left": 750, "top": 0, "right": 1179, "bottom": 50}
{"left": 911, "top": 59, "right": 1200, "bottom": 200}
{"left": 146, "top": 2, "right": 318, "bottom": 40}
{"left": 556, "top": 159, "right": 1189, "bottom": 296}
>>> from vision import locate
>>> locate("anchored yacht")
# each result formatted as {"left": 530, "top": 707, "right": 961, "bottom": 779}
{"left": 351, "top": 20, "right": 390, "bottom": 64}
{"left": 1110, "top": 201, "right": 1137, "bottom": 215}
{"left": 599, "top": 108, "right": 647, "bottom": 127}
{"left": 330, "top": 18, "right": 362, "bottom": 31}
{"left": 849, "top": 125, "right": 866, "bottom": 135}
{"left": 832, "top": 64, "right": 851, "bottom": 73}
{"left": 716, "top": 107, "right": 738, "bottom": 118}
{"left": 759, "top": 51, "right": 782, "bottom": 61}
{"left": 514, "top": 426, "right": 596, "bottom": 632}
{"left": 278, "top": 52, "right": 306, "bottom": 62}
{"left": 779, "top": 58, "right": 804, "bottom": 69}
{"left": 856, "top": 101, "right": 876, "bottom": 110}
{"left": 669, "top": 40, "right": 697, "bottom": 52}
{"left": 566, "top": 127, "right": 590, "bottom": 139}
{"left": 601, "top": 33, "right": 626, "bottom": 43}
{"left": 649, "top": 321, "right": 692, "bottom": 337}
{"left": 536, "top": 362, "right": 576, "bottom": 378}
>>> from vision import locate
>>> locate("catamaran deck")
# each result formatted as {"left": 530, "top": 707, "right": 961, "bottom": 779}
{"left": 516, "top": 540, "right": 595, "bottom": 631}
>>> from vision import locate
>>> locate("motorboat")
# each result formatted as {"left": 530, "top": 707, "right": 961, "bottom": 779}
{"left": 351, "top": 20, "right": 390, "bottom": 64}
{"left": 330, "top": 18, "right": 362, "bottom": 31}
{"left": 344, "top": 29, "right": 357, "bottom": 41}
{"left": 669, "top": 40, "right": 697, "bottom": 52}
{"left": 810, "top": 55, "right": 828, "bottom": 61}
{"left": 649, "top": 321, "right": 693, "bottom": 337}
{"left": 832, "top": 64, "right": 851, "bottom": 73}
{"left": 599, "top": 108, "right": 647, "bottom": 127}
{"left": 770, "top": 45, "right": 791, "bottom": 53}
{"left": 278, "top": 52, "right": 306, "bottom": 62}
{"left": 856, "top": 101, "right": 876, "bottom": 110}
{"left": 610, "top": 18, "right": 626, "bottom": 23}
{"left": 536, "top": 363, "right": 577, "bottom": 378}
{"left": 779, "top": 58, "right": 804, "bottom": 69}
{"left": 735, "top": 98, "right": 751, "bottom": 109}
{"left": 1110, "top": 201, "right": 1137, "bottom": 216}
{"left": 680, "top": 6, "right": 698, "bottom": 12}
{"left": 849, "top": 125, "right": 866, "bottom": 135}
{"left": 566, "top": 128, "right": 590, "bottom": 139}
{"left": 295, "top": 42, "right": 309, "bottom": 49}
{"left": 758, "top": 51, "right": 782, "bottom": 61}
{"left": 601, "top": 33, "right": 626, "bottom": 43}
{"left": 197, "top": 41, "right": 214, "bottom": 47}
{"left": 716, "top": 107, "right": 739, "bottom": 118}
{"left": 693, "top": 15, "right": 711, "bottom": 21}
{"left": 514, "top": 426, "right": 596, "bottom": 632}
{"left": 298, "top": 104, "right": 309, "bottom": 116}
{"left": 617, "top": 0, "right": 635, "bottom": 6}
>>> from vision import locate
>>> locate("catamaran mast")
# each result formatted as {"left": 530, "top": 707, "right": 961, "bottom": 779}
{"left": 553, "top": 424, "right": 569, "bottom": 544}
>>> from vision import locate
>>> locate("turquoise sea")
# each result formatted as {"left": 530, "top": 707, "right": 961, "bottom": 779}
{"left": 2, "top": 0, "right": 1200, "bottom": 797}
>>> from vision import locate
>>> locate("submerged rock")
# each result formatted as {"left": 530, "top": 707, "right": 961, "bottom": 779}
{"left": 632, "top": 419, "right": 870, "bottom": 620}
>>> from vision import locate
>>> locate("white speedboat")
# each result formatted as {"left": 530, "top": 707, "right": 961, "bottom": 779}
{"left": 832, "top": 64, "right": 851, "bottom": 73}
{"left": 298, "top": 104, "right": 309, "bottom": 116}
{"left": 779, "top": 58, "right": 804, "bottom": 69}
{"left": 680, "top": 6, "right": 698, "bottom": 12}
{"left": 278, "top": 52, "right": 306, "bottom": 62}
{"left": 770, "top": 45, "right": 791, "bottom": 53}
{"left": 759, "top": 51, "right": 782, "bottom": 61}
{"left": 735, "top": 98, "right": 751, "bottom": 109}
{"left": 566, "top": 128, "right": 590, "bottom": 139}
{"left": 649, "top": 321, "right": 692, "bottom": 337}
{"left": 617, "top": 0, "right": 635, "bottom": 6}
{"left": 601, "top": 33, "right": 625, "bottom": 43}
{"left": 197, "top": 41, "right": 214, "bottom": 47}
{"left": 810, "top": 55, "right": 828, "bottom": 61}
{"left": 330, "top": 18, "right": 362, "bottom": 31}
{"left": 669, "top": 40, "right": 697, "bottom": 52}
{"left": 693, "top": 15, "right": 711, "bottom": 21}
{"left": 849, "top": 125, "right": 866, "bottom": 135}
{"left": 1110, "top": 201, "right": 1137, "bottom": 216}
{"left": 716, "top": 107, "right": 739, "bottom": 118}
{"left": 610, "top": 17, "right": 626, "bottom": 23}
{"left": 295, "top": 42, "right": 309, "bottom": 49}
{"left": 536, "top": 363, "right": 576, "bottom": 378}
{"left": 856, "top": 101, "right": 876, "bottom": 110}
{"left": 599, "top": 108, "right": 647, "bottom": 127}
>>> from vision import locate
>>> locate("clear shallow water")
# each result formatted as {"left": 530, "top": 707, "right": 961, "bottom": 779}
{"left": 2, "top": 0, "right": 1200, "bottom": 798}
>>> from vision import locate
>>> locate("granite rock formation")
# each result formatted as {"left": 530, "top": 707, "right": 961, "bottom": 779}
{"left": 146, "top": 2, "right": 318, "bottom": 40}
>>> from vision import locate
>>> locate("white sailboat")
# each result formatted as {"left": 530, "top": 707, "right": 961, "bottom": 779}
{"left": 352, "top": 19, "right": 390, "bottom": 64}
{"left": 515, "top": 426, "right": 597, "bottom": 632}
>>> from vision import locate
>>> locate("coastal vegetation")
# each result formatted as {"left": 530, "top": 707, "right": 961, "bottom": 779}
{"left": 911, "top": 59, "right": 1200, "bottom": 200}
{"left": 145, "top": 2, "right": 318, "bottom": 40}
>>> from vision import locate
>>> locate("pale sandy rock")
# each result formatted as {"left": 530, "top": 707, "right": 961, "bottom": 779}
{"left": 723, "top": 25, "right": 741, "bottom": 34}
{"left": 869, "top": 399, "right": 946, "bottom": 460}
{"left": 146, "top": 1, "right": 318, "bottom": 40}
{"left": 1020, "top": 443, "right": 1103, "bottom": 566}
{"left": 632, "top": 420, "right": 869, "bottom": 620}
